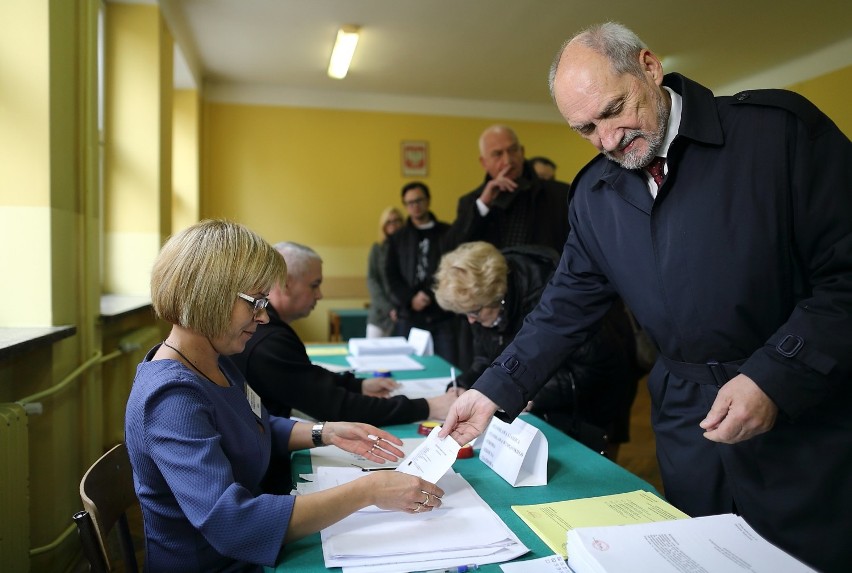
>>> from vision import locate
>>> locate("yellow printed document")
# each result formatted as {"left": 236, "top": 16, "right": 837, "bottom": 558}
{"left": 511, "top": 490, "right": 688, "bottom": 557}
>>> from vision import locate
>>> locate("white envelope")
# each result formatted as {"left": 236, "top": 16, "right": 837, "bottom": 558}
{"left": 479, "top": 416, "right": 548, "bottom": 487}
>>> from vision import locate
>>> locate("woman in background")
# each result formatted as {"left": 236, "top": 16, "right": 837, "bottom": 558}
{"left": 125, "top": 219, "right": 442, "bottom": 572}
{"left": 366, "top": 207, "right": 404, "bottom": 338}
{"left": 434, "top": 241, "right": 639, "bottom": 460}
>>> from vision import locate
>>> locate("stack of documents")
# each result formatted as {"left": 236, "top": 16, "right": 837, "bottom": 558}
{"left": 566, "top": 513, "right": 817, "bottom": 573}
{"left": 319, "top": 471, "right": 528, "bottom": 572}
{"left": 346, "top": 337, "right": 424, "bottom": 373}
{"left": 512, "top": 490, "right": 688, "bottom": 557}
{"left": 304, "top": 425, "right": 527, "bottom": 572}
{"left": 348, "top": 336, "right": 414, "bottom": 356}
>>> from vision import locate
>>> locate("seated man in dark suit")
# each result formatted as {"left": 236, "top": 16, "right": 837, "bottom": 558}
{"left": 231, "top": 241, "right": 456, "bottom": 426}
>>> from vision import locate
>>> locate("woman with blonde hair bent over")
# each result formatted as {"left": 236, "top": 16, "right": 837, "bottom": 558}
{"left": 434, "top": 241, "right": 638, "bottom": 459}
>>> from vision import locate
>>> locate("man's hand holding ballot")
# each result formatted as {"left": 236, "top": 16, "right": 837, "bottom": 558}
{"left": 440, "top": 389, "right": 500, "bottom": 445}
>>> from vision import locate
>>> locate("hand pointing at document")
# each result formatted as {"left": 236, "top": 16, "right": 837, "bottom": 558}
{"left": 438, "top": 389, "right": 500, "bottom": 445}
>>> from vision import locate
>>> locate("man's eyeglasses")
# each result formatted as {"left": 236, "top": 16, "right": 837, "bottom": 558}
{"left": 403, "top": 197, "right": 427, "bottom": 207}
{"left": 237, "top": 292, "right": 270, "bottom": 315}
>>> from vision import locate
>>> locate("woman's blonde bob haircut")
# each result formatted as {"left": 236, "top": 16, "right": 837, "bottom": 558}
{"left": 434, "top": 241, "right": 508, "bottom": 314}
{"left": 151, "top": 219, "right": 287, "bottom": 338}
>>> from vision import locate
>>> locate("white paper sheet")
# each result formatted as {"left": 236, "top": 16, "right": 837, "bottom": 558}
{"left": 389, "top": 377, "right": 451, "bottom": 399}
{"left": 395, "top": 425, "right": 460, "bottom": 484}
{"left": 566, "top": 513, "right": 817, "bottom": 573}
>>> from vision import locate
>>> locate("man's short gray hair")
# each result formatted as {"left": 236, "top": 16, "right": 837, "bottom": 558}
{"left": 548, "top": 22, "right": 648, "bottom": 98}
{"left": 273, "top": 241, "right": 322, "bottom": 279}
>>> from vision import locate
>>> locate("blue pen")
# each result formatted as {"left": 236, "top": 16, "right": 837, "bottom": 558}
{"left": 423, "top": 565, "right": 479, "bottom": 573}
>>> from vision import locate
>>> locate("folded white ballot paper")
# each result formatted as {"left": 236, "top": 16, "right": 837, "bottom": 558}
{"left": 479, "top": 416, "right": 548, "bottom": 487}
{"left": 406, "top": 327, "right": 434, "bottom": 356}
{"left": 395, "top": 425, "right": 460, "bottom": 484}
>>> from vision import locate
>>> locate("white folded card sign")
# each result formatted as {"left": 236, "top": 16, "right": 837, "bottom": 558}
{"left": 407, "top": 327, "right": 434, "bottom": 356}
{"left": 479, "top": 416, "right": 548, "bottom": 487}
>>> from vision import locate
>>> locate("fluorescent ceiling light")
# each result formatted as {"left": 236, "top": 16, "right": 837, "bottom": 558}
{"left": 328, "top": 25, "right": 360, "bottom": 79}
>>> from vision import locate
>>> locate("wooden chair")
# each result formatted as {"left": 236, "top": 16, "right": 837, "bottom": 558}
{"left": 73, "top": 443, "right": 140, "bottom": 572}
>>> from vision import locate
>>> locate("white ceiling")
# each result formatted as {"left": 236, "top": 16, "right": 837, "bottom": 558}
{"left": 156, "top": 0, "right": 852, "bottom": 122}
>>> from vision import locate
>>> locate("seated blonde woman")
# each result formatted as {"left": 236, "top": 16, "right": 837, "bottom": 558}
{"left": 434, "top": 241, "right": 639, "bottom": 459}
{"left": 125, "top": 220, "right": 443, "bottom": 572}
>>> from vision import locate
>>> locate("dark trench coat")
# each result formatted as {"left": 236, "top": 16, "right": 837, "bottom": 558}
{"left": 474, "top": 73, "right": 852, "bottom": 572}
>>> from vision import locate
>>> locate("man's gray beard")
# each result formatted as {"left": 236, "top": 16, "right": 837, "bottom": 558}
{"left": 604, "top": 94, "right": 671, "bottom": 170}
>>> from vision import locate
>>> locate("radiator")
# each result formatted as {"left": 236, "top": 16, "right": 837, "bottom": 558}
{"left": 0, "top": 403, "right": 30, "bottom": 572}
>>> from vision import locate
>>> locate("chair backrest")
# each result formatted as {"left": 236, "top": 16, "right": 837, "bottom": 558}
{"left": 75, "top": 443, "right": 140, "bottom": 572}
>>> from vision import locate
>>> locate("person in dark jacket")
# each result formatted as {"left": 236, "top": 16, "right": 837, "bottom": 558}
{"left": 385, "top": 181, "right": 458, "bottom": 363}
{"left": 232, "top": 241, "right": 456, "bottom": 425}
{"left": 232, "top": 241, "right": 457, "bottom": 493}
{"left": 434, "top": 241, "right": 638, "bottom": 459}
{"left": 441, "top": 22, "right": 852, "bottom": 573}
{"left": 450, "top": 126, "right": 572, "bottom": 255}
{"left": 366, "top": 206, "right": 404, "bottom": 338}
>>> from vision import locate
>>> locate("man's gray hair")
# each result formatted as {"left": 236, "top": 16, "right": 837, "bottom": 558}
{"left": 548, "top": 22, "right": 648, "bottom": 98}
{"left": 273, "top": 241, "right": 322, "bottom": 279}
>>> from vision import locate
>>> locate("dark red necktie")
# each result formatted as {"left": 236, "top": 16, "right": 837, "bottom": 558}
{"left": 645, "top": 156, "right": 666, "bottom": 186}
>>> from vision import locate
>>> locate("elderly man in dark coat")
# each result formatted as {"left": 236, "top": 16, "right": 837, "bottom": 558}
{"left": 441, "top": 22, "right": 852, "bottom": 573}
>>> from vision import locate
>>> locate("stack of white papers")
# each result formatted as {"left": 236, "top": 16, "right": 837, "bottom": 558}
{"left": 566, "top": 513, "right": 817, "bottom": 573}
{"left": 345, "top": 354, "right": 425, "bottom": 373}
{"left": 306, "top": 426, "right": 528, "bottom": 572}
{"left": 319, "top": 471, "right": 528, "bottom": 572}
{"left": 348, "top": 337, "right": 414, "bottom": 356}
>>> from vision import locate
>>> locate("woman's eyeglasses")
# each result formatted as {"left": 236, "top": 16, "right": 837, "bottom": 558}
{"left": 237, "top": 292, "right": 270, "bottom": 315}
{"left": 465, "top": 306, "right": 485, "bottom": 320}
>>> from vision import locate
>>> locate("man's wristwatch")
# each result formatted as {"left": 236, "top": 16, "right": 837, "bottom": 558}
{"left": 311, "top": 422, "right": 325, "bottom": 447}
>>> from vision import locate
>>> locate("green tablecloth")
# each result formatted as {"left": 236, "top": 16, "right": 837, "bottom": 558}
{"left": 267, "top": 346, "right": 659, "bottom": 571}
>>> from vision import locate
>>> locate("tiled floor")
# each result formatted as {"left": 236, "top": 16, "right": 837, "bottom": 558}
{"left": 73, "top": 377, "right": 663, "bottom": 571}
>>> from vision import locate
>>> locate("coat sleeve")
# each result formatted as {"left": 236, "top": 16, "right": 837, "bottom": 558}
{"left": 246, "top": 327, "right": 430, "bottom": 425}
{"left": 738, "top": 99, "right": 852, "bottom": 418}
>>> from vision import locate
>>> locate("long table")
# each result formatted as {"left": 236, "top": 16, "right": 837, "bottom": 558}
{"left": 267, "top": 348, "right": 660, "bottom": 572}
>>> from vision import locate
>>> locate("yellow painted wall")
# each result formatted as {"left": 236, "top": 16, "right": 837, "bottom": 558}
{"left": 201, "top": 61, "right": 852, "bottom": 342}
{"left": 202, "top": 103, "right": 595, "bottom": 340}
{"left": 788, "top": 64, "right": 852, "bottom": 138}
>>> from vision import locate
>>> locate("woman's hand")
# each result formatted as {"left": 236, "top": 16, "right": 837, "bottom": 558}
{"left": 366, "top": 471, "right": 445, "bottom": 514}
{"left": 324, "top": 422, "right": 405, "bottom": 463}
